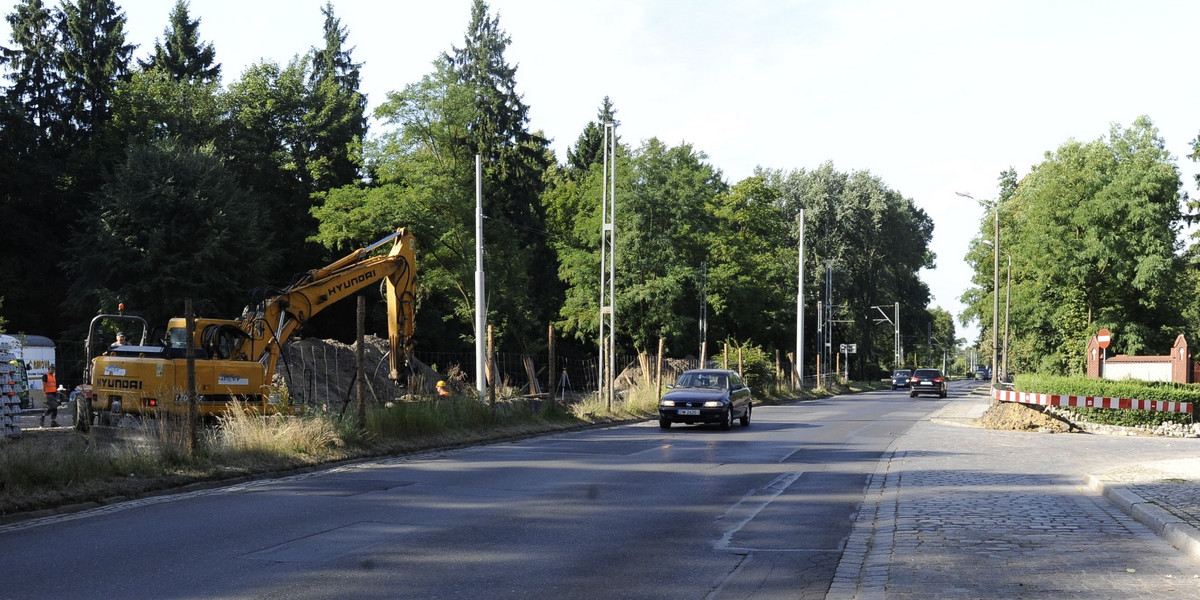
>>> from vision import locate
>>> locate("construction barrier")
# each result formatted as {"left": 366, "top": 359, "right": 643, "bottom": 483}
{"left": 992, "top": 387, "right": 1193, "bottom": 415}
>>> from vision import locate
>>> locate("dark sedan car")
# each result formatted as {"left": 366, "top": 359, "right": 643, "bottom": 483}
{"left": 659, "top": 369, "right": 751, "bottom": 430}
{"left": 891, "top": 369, "right": 912, "bottom": 390}
{"left": 909, "top": 368, "right": 947, "bottom": 398}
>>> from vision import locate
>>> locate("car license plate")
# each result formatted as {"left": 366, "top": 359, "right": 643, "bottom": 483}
{"left": 678, "top": 409, "right": 700, "bottom": 416}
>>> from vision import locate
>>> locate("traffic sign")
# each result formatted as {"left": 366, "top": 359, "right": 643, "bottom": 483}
{"left": 840, "top": 344, "right": 857, "bottom": 354}
{"left": 1097, "top": 329, "right": 1111, "bottom": 349}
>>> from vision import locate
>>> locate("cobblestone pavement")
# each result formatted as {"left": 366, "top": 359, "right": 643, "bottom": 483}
{"left": 829, "top": 392, "right": 1200, "bottom": 600}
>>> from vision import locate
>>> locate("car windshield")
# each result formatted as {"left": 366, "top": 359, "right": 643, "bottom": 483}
{"left": 676, "top": 372, "right": 728, "bottom": 389}
{"left": 894, "top": 370, "right": 910, "bottom": 377}
{"left": 914, "top": 369, "right": 940, "bottom": 378}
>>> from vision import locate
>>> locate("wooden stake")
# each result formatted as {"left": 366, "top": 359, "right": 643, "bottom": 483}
{"left": 656, "top": 338, "right": 665, "bottom": 403}
{"left": 357, "top": 295, "right": 366, "bottom": 432}
{"left": 185, "top": 299, "right": 197, "bottom": 457}
{"left": 548, "top": 324, "right": 557, "bottom": 404}
{"left": 488, "top": 324, "right": 496, "bottom": 415}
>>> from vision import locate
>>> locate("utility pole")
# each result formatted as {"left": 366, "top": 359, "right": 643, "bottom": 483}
{"left": 598, "top": 122, "right": 617, "bottom": 409}
{"left": 475, "top": 156, "right": 485, "bottom": 401}
{"left": 795, "top": 209, "right": 805, "bottom": 389}
{"left": 872, "top": 303, "right": 900, "bottom": 370}
{"left": 957, "top": 191, "right": 1000, "bottom": 386}
{"left": 699, "top": 260, "right": 707, "bottom": 360}
{"left": 824, "top": 260, "right": 833, "bottom": 373}
{"left": 1003, "top": 255, "right": 1011, "bottom": 381}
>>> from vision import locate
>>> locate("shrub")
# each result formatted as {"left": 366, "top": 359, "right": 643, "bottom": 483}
{"left": 1013, "top": 373, "right": 1200, "bottom": 427}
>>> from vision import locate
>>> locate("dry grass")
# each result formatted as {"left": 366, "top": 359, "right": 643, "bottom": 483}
{"left": 211, "top": 401, "right": 343, "bottom": 458}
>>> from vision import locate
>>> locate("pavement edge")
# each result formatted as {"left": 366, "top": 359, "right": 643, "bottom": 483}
{"left": 1085, "top": 474, "right": 1200, "bottom": 562}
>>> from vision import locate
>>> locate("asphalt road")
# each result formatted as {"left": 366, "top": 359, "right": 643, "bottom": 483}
{"left": 6, "top": 381, "right": 1195, "bottom": 599}
{"left": 1, "top": 384, "right": 943, "bottom": 600}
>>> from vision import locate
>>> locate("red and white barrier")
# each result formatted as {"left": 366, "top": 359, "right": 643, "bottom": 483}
{"left": 992, "top": 387, "right": 1194, "bottom": 415}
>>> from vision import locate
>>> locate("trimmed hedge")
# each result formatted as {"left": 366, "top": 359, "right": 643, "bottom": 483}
{"left": 1012, "top": 373, "right": 1200, "bottom": 427}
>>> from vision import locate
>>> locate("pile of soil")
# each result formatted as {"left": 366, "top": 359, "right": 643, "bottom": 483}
{"left": 974, "top": 401, "right": 1080, "bottom": 433}
{"left": 275, "top": 335, "right": 442, "bottom": 410}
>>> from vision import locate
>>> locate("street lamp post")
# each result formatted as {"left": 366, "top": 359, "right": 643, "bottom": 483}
{"left": 957, "top": 192, "right": 1000, "bottom": 387}
{"left": 1003, "top": 254, "right": 1011, "bottom": 381}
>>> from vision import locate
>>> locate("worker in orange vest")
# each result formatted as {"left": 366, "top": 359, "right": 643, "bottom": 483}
{"left": 40, "top": 365, "right": 60, "bottom": 427}
{"left": 436, "top": 380, "right": 451, "bottom": 397}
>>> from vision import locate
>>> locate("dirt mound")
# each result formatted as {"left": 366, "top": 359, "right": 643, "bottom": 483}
{"left": 974, "top": 401, "right": 1079, "bottom": 433}
{"left": 275, "top": 335, "right": 442, "bottom": 410}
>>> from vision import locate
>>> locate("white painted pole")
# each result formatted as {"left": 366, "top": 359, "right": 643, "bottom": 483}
{"left": 895, "top": 302, "right": 901, "bottom": 369}
{"left": 599, "top": 130, "right": 608, "bottom": 404}
{"left": 795, "top": 209, "right": 805, "bottom": 390}
{"left": 475, "top": 155, "right": 486, "bottom": 400}
{"left": 607, "top": 123, "right": 616, "bottom": 409}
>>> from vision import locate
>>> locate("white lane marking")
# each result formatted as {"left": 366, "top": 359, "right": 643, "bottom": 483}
{"left": 714, "top": 471, "right": 803, "bottom": 551}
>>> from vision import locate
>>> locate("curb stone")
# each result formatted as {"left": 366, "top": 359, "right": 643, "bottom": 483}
{"left": 1085, "top": 473, "right": 1200, "bottom": 562}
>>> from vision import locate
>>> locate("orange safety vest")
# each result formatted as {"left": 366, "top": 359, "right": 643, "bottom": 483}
{"left": 43, "top": 371, "right": 58, "bottom": 395}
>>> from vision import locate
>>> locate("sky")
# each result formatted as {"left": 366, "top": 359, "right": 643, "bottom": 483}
{"left": 7, "top": 0, "right": 1200, "bottom": 345}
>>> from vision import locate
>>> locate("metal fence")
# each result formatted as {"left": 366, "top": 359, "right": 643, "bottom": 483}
{"left": 43, "top": 338, "right": 827, "bottom": 411}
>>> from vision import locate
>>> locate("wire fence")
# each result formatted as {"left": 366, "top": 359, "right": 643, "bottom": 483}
{"left": 44, "top": 338, "right": 832, "bottom": 412}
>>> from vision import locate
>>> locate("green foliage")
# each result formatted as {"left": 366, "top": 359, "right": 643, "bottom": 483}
{"left": 61, "top": 140, "right": 276, "bottom": 328}
{"left": 111, "top": 68, "right": 221, "bottom": 146}
{"left": 711, "top": 339, "right": 776, "bottom": 392}
{"left": 220, "top": 57, "right": 330, "bottom": 281}
{"left": 766, "top": 163, "right": 935, "bottom": 377}
{"left": 543, "top": 99, "right": 627, "bottom": 345}
{"left": 139, "top": 0, "right": 219, "bottom": 84}
{"left": 705, "top": 175, "right": 794, "bottom": 351}
{"left": 445, "top": 0, "right": 555, "bottom": 348}
{"left": 1014, "top": 372, "right": 1200, "bottom": 427}
{"left": 966, "top": 118, "right": 1185, "bottom": 376}
{"left": 304, "top": 1, "right": 366, "bottom": 191}
{"left": 2, "top": 0, "right": 64, "bottom": 142}
{"left": 314, "top": 1, "right": 555, "bottom": 352}
{"left": 314, "top": 56, "right": 477, "bottom": 348}
{"left": 59, "top": 0, "right": 134, "bottom": 137}
{"left": 617, "top": 138, "right": 724, "bottom": 352}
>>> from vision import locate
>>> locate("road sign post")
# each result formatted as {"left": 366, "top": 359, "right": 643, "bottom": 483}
{"left": 1097, "top": 329, "right": 1111, "bottom": 378}
{"left": 839, "top": 344, "right": 856, "bottom": 380}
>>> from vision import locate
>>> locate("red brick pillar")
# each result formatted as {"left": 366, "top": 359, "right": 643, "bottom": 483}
{"left": 1086, "top": 336, "right": 1101, "bottom": 378}
{"left": 1171, "top": 335, "right": 1190, "bottom": 384}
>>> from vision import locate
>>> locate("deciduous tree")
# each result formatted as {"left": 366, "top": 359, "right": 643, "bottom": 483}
{"left": 967, "top": 117, "right": 1184, "bottom": 375}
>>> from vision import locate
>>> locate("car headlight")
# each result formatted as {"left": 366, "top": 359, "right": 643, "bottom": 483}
{"left": 703, "top": 401, "right": 722, "bottom": 407}
{"left": 660, "top": 400, "right": 675, "bottom": 407}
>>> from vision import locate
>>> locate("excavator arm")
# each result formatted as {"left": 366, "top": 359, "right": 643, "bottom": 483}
{"left": 240, "top": 228, "right": 417, "bottom": 386}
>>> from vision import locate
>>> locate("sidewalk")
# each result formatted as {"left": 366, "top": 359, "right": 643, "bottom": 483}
{"left": 934, "top": 387, "right": 1200, "bottom": 563}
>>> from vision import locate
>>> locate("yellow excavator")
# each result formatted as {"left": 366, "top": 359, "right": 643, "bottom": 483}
{"left": 79, "top": 228, "right": 416, "bottom": 429}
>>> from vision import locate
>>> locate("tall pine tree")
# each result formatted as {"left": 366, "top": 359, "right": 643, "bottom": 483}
{"left": 565, "top": 97, "right": 617, "bottom": 178}
{"left": 139, "top": 0, "right": 219, "bottom": 84}
{"left": 446, "top": 0, "right": 555, "bottom": 348}
{"left": 1, "top": 0, "right": 63, "bottom": 144}
{"left": 305, "top": 0, "right": 366, "bottom": 191}
{"left": 59, "top": 0, "right": 132, "bottom": 143}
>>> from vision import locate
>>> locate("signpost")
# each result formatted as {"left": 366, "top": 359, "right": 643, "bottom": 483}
{"left": 1097, "top": 329, "right": 1111, "bottom": 378}
{"left": 840, "top": 344, "right": 856, "bottom": 380}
